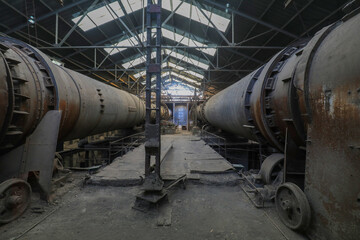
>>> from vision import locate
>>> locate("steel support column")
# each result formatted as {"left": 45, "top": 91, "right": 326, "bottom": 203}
{"left": 144, "top": 0, "right": 163, "bottom": 190}
{"left": 55, "top": 13, "right": 58, "bottom": 45}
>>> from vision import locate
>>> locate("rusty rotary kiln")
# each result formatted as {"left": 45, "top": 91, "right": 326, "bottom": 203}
{"left": 196, "top": 9, "right": 360, "bottom": 240}
{"left": 0, "top": 35, "right": 169, "bottom": 224}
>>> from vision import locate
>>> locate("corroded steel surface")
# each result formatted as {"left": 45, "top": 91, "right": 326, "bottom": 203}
{"left": 150, "top": 102, "right": 170, "bottom": 122}
{"left": 196, "top": 11, "right": 360, "bottom": 240}
{"left": 298, "top": 13, "right": 360, "bottom": 240}
{"left": 0, "top": 37, "right": 146, "bottom": 152}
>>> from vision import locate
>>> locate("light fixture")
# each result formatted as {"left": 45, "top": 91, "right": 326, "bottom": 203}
{"left": 28, "top": 16, "right": 35, "bottom": 24}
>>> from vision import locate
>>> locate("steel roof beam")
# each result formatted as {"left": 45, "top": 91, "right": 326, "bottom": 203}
{"left": 188, "top": 0, "right": 264, "bottom": 67}
{"left": 189, "top": 34, "right": 216, "bottom": 68}
{"left": 241, "top": 0, "right": 276, "bottom": 44}
{"left": 58, "top": 0, "right": 99, "bottom": 46}
{"left": 105, "top": 0, "right": 144, "bottom": 49}
{"left": 71, "top": 68, "right": 252, "bottom": 72}
{"left": 162, "top": 34, "right": 186, "bottom": 63}
{"left": 223, "top": 1, "right": 276, "bottom": 74}
{"left": 58, "top": 27, "right": 142, "bottom": 60}
{"left": 201, "top": 0, "right": 299, "bottom": 39}
{"left": 4, "top": 0, "right": 90, "bottom": 35}
{"left": 115, "top": 0, "right": 145, "bottom": 48}
{"left": 10, "top": 27, "right": 127, "bottom": 87}
{"left": 104, "top": 0, "right": 146, "bottom": 79}
{"left": 162, "top": 0, "right": 185, "bottom": 26}
{"left": 40, "top": 0, "right": 133, "bottom": 84}
{"left": 36, "top": 45, "right": 284, "bottom": 50}
{"left": 299, "top": 3, "right": 346, "bottom": 37}
{"left": 238, "top": 0, "right": 315, "bottom": 69}
{"left": 192, "top": 0, "right": 231, "bottom": 46}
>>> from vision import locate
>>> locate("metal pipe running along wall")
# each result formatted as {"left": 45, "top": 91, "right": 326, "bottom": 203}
{"left": 0, "top": 36, "right": 146, "bottom": 153}
{"left": 197, "top": 10, "right": 360, "bottom": 240}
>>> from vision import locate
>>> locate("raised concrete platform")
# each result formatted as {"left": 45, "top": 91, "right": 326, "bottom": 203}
{"left": 88, "top": 134, "right": 239, "bottom": 186}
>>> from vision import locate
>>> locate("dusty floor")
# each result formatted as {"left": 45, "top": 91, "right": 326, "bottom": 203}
{"left": 89, "top": 134, "right": 236, "bottom": 186}
{"left": 1, "top": 134, "right": 307, "bottom": 240}
{"left": 1, "top": 181, "right": 306, "bottom": 240}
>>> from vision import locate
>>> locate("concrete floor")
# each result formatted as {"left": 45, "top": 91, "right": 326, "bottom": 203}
{"left": 89, "top": 134, "right": 237, "bottom": 186}
{"left": 0, "top": 134, "right": 307, "bottom": 240}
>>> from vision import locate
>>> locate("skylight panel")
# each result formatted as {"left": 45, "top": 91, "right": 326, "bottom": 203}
{"left": 162, "top": 28, "right": 216, "bottom": 56}
{"left": 122, "top": 0, "right": 143, "bottom": 13}
{"left": 171, "top": 72, "right": 201, "bottom": 85}
{"left": 163, "top": 0, "right": 230, "bottom": 32}
{"left": 133, "top": 62, "right": 204, "bottom": 79}
{"left": 133, "top": 70, "right": 167, "bottom": 79}
{"left": 104, "top": 36, "right": 143, "bottom": 55}
{"left": 103, "top": 47, "right": 117, "bottom": 55}
{"left": 72, "top": 15, "right": 96, "bottom": 31}
{"left": 184, "top": 70, "right": 203, "bottom": 79}
{"left": 122, "top": 57, "right": 145, "bottom": 69}
{"left": 133, "top": 71, "right": 146, "bottom": 79}
{"left": 162, "top": 72, "right": 171, "bottom": 78}
{"left": 72, "top": 1, "right": 123, "bottom": 31}
{"left": 122, "top": 52, "right": 156, "bottom": 68}
{"left": 88, "top": 3, "right": 116, "bottom": 26}
{"left": 167, "top": 62, "right": 203, "bottom": 79}
{"left": 192, "top": 4, "right": 210, "bottom": 26}
{"left": 73, "top": 0, "right": 229, "bottom": 33}
{"left": 164, "top": 82, "right": 196, "bottom": 95}
{"left": 165, "top": 50, "right": 209, "bottom": 70}
{"left": 104, "top": 42, "right": 121, "bottom": 55}
{"left": 162, "top": 71, "right": 201, "bottom": 86}
{"left": 209, "top": 13, "right": 231, "bottom": 32}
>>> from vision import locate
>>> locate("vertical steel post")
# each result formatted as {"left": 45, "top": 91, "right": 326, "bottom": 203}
{"left": 94, "top": 48, "right": 96, "bottom": 68}
{"left": 186, "top": 102, "right": 189, "bottom": 130}
{"left": 114, "top": 65, "right": 117, "bottom": 82}
{"left": 173, "top": 102, "right": 175, "bottom": 124}
{"left": 232, "top": 12, "right": 234, "bottom": 45}
{"left": 55, "top": 13, "right": 58, "bottom": 45}
{"left": 144, "top": 0, "right": 163, "bottom": 190}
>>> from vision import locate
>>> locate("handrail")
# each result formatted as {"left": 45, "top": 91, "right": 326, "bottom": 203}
{"left": 201, "top": 129, "right": 227, "bottom": 158}
{"left": 109, "top": 132, "right": 145, "bottom": 157}
{"left": 109, "top": 132, "right": 144, "bottom": 145}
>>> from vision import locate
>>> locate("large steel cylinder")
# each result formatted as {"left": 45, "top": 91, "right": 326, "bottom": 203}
{"left": 0, "top": 36, "right": 145, "bottom": 153}
{"left": 200, "top": 12, "right": 359, "bottom": 154}
{"left": 150, "top": 102, "right": 170, "bottom": 121}
{"left": 203, "top": 71, "right": 260, "bottom": 140}
{"left": 294, "top": 12, "right": 360, "bottom": 240}
{"left": 197, "top": 10, "right": 360, "bottom": 240}
{"left": 200, "top": 39, "right": 308, "bottom": 151}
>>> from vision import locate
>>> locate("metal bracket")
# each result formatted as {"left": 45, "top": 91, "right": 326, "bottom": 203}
{"left": 0, "top": 110, "right": 62, "bottom": 199}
